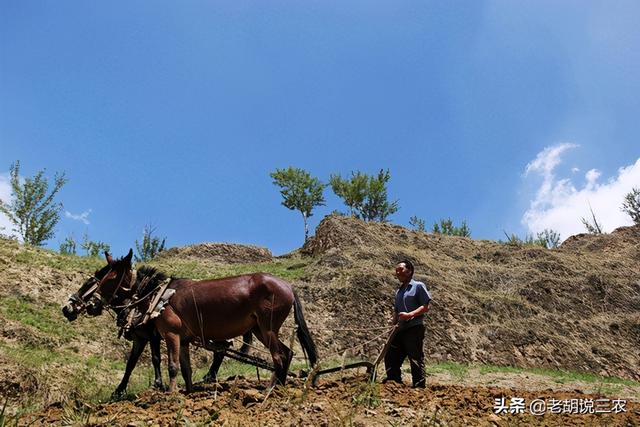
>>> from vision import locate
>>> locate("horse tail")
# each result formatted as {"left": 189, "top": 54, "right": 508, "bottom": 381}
{"left": 293, "top": 291, "right": 318, "bottom": 367}
{"left": 239, "top": 330, "right": 253, "bottom": 355}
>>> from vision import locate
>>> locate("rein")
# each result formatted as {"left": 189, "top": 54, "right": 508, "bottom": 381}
{"left": 110, "top": 272, "right": 159, "bottom": 311}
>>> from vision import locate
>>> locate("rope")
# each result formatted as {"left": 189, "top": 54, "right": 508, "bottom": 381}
{"left": 315, "top": 325, "right": 395, "bottom": 362}
{"left": 307, "top": 325, "right": 396, "bottom": 332}
{"left": 109, "top": 288, "right": 155, "bottom": 310}
{"left": 278, "top": 324, "right": 394, "bottom": 332}
{"left": 223, "top": 323, "right": 396, "bottom": 362}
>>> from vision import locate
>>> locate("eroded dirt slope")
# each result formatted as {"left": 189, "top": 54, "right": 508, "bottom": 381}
{"left": 295, "top": 215, "right": 640, "bottom": 380}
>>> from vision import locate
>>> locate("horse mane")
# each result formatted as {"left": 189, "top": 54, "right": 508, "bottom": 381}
{"left": 136, "top": 266, "right": 169, "bottom": 297}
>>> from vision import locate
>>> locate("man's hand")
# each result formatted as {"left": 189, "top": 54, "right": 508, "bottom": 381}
{"left": 398, "top": 312, "right": 413, "bottom": 321}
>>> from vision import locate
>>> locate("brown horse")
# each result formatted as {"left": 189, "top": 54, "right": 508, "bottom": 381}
{"left": 91, "top": 250, "right": 318, "bottom": 393}
{"left": 62, "top": 250, "right": 252, "bottom": 396}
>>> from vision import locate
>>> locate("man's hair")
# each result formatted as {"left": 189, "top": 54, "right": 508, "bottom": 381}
{"left": 399, "top": 259, "right": 414, "bottom": 275}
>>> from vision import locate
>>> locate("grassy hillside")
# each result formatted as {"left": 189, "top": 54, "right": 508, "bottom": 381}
{"left": 1, "top": 216, "right": 639, "bottom": 418}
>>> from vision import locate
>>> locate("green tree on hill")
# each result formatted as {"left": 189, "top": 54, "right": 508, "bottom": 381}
{"left": 329, "top": 171, "right": 368, "bottom": 217}
{"left": 432, "top": 218, "right": 471, "bottom": 237}
{"left": 502, "top": 228, "right": 561, "bottom": 248}
{"left": 621, "top": 187, "right": 640, "bottom": 225}
{"left": 409, "top": 215, "right": 426, "bottom": 232}
{"left": 59, "top": 234, "right": 77, "bottom": 255}
{"left": 135, "top": 225, "right": 166, "bottom": 262}
{"left": 0, "top": 161, "right": 68, "bottom": 246}
{"left": 81, "top": 233, "right": 110, "bottom": 257}
{"left": 271, "top": 167, "right": 326, "bottom": 243}
{"left": 330, "top": 169, "right": 398, "bottom": 222}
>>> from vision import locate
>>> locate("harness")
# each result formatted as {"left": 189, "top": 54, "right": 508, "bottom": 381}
{"left": 117, "top": 273, "right": 174, "bottom": 339}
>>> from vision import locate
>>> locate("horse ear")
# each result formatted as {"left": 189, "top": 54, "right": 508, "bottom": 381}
{"left": 125, "top": 249, "right": 133, "bottom": 264}
{"left": 105, "top": 251, "right": 113, "bottom": 264}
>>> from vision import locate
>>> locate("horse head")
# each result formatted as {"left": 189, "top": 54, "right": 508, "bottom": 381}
{"left": 62, "top": 249, "right": 134, "bottom": 320}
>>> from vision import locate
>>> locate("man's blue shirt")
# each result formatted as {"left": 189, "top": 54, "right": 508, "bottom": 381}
{"left": 394, "top": 279, "right": 432, "bottom": 330}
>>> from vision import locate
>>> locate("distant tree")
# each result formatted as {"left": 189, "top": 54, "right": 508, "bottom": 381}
{"left": 502, "top": 231, "right": 544, "bottom": 247}
{"left": 329, "top": 171, "right": 368, "bottom": 217}
{"left": 621, "top": 187, "right": 640, "bottom": 225}
{"left": 81, "top": 233, "right": 110, "bottom": 257}
{"left": 409, "top": 215, "right": 426, "bottom": 232}
{"left": 59, "top": 234, "right": 77, "bottom": 255}
{"left": 270, "top": 167, "right": 327, "bottom": 242}
{"left": 135, "top": 225, "right": 166, "bottom": 262}
{"left": 432, "top": 218, "right": 471, "bottom": 237}
{"left": 330, "top": 169, "right": 398, "bottom": 222}
{"left": 535, "top": 229, "right": 561, "bottom": 249}
{"left": 0, "top": 161, "right": 68, "bottom": 246}
{"left": 501, "top": 230, "right": 560, "bottom": 248}
{"left": 581, "top": 205, "right": 603, "bottom": 234}
{"left": 361, "top": 170, "right": 399, "bottom": 222}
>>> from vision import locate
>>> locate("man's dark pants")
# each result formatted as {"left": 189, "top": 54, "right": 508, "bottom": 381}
{"left": 384, "top": 324, "right": 426, "bottom": 387}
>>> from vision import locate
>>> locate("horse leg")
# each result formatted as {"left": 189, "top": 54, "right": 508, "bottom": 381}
{"left": 179, "top": 342, "right": 193, "bottom": 393}
{"left": 164, "top": 332, "right": 181, "bottom": 393}
{"left": 255, "top": 328, "right": 292, "bottom": 388}
{"left": 150, "top": 332, "right": 164, "bottom": 390}
{"left": 239, "top": 330, "right": 253, "bottom": 354}
{"left": 202, "top": 351, "right": 224, "bottom": 383}
{"left": 112, "top": 335, "right": 147, "bottom": 398}
{"left": 276, "top": 339, "right": 293, "bottom": 385}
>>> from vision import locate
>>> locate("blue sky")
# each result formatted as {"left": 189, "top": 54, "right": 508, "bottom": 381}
{"left": 1, "top": 1, "right": 639, "bottom": 256}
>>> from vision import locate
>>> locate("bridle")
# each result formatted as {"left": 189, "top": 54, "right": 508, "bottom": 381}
{"left": 95, "top": 266, "right": 133, "bottom": 307}
{"left": 68, "top": 266, "right": 133, "bottom": 313}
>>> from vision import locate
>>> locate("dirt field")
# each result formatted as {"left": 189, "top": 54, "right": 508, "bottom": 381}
{"left": 22, "top": 374, "right": 640, "bottom": 426}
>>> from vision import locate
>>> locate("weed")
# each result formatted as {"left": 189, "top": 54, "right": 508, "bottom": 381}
{"left": 60, "top": 400, "right": 93, "bottom": 426}
{"left": 352, "top": 381, "right": 381, "bottom": 409}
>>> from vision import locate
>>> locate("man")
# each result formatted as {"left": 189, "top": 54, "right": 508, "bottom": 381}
{"left": 384, "top": 260, "right": 432, "bottom": 388}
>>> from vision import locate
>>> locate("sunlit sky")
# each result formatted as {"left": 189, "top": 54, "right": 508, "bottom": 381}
{"left": 1, "top": 1, "right": 638, "bottom": 256}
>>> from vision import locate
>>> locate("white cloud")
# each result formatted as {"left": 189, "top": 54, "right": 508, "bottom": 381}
{"left": 0, "top": 173, "right": 18, "bottom": 238}
{"left": 522, "top": 145, "right": 640, "bottom": 241}
{"left": 65, "top": 209, "right": 92, "bottom": 225}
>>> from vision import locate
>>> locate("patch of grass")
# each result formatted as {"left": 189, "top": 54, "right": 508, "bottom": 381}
{"left": 4, "top": 242, "right": 104, "bottom": 272}
{"left": 148, "top": 258, "right": 308, "bottom": 281}
{"left": 478, "top": 363, "right": 640, "bottom": 387}
{"left": 0, "top": 296, "right": 78, "bottom": 343}
{"left": 425, "top": 361, "right": 469, "bottom": 381}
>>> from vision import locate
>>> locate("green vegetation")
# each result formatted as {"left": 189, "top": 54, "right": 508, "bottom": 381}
{"left": 425, "top": 360, "right": 640, "bottom": 388}
{"left": 59, "top": 234, "right": 78, "bottom": 255}
{"left": 0, "top": 238, "right": 104, "bottom": 272}
{"left": 432, "top": 218, "right": 471, "bottom": 237}
{"left": 271, "top": 167, "right": 327, "bottom": 243}
{"left": 135, "top": 225, "right": 166, "bottom": 262}
{"left": 409, "top": 215, "right": 426, "bottom": 232}
{"left": 0, "top": 296, "right": 78, "bottom": 343}
{"left": 501, "top": 229, "right": 561, "bottom": 248}
{"left": 425, "top": 361, "right": 469, "bottom": 381}
{"left": 0, "top": 160, "right": 68, "bottom": 246}
{"left": 621, "top": 187, "right": 640, "bottom": 224}
{"left": 149, "top": 257, "right": 308, "bottom": 281}
{"left": 81, "top": 232, "right": 110, "bottom": 257}
{"left": 330, "top": 169, "right": 398, "bottom": 222}
{"left": 581, "top": 205, "right": 604, "bottom": 234}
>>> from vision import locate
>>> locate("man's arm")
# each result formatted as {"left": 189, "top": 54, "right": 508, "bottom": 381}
{"left": 397, "top": 303, "right": 429, "bottom": 321}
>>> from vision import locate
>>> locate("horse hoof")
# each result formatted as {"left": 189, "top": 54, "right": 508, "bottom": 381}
{"left": 111, "top": 390, "right": 125, "bottom": 400}
{"left": 153, "top": 382, "right": 168, "bottom": 391}
{"left": 198, "top": 375, "right": 216, "bottom": 384}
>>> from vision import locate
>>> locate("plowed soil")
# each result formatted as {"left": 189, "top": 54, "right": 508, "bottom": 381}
{"left": 23, "top": 375, "right": 640, "bottom": 426}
